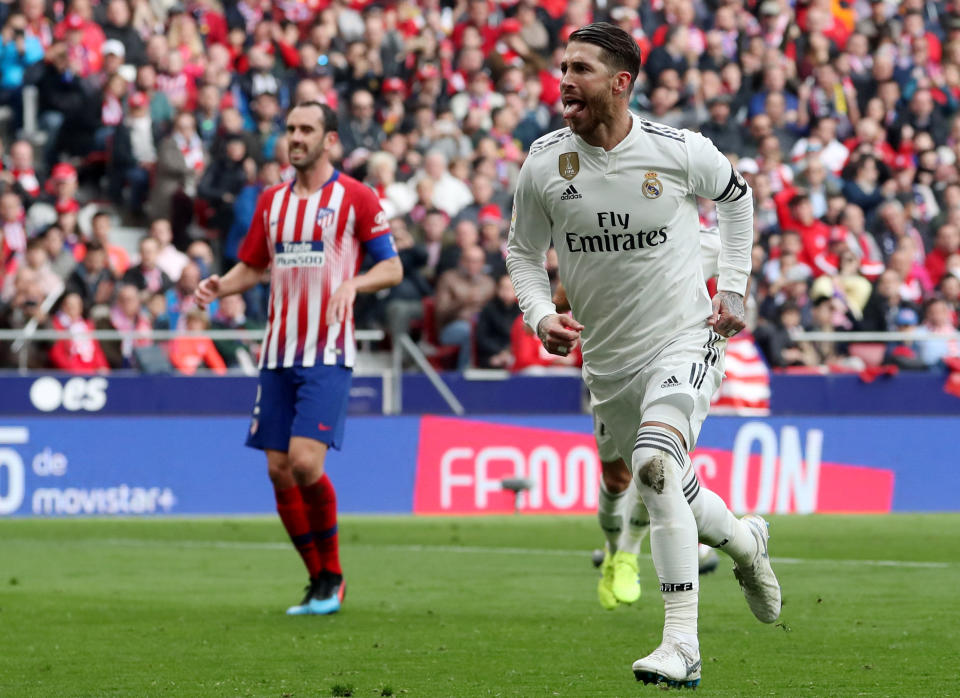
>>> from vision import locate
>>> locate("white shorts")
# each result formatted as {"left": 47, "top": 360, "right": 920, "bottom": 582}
{"left": 584, "top": 327, "right": 726, "bottom": 465}
{"left": 593, "top": 410, "right": 620, "bottom": 463}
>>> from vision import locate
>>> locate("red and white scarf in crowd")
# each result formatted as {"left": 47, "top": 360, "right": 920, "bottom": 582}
{"left": 174, "top": 132, "right": 205, "bottom": 173}
{"left": 11, "top": 169, "right": 41, "bottom": 197}
{"left": 2, "top": 219, "right": 26, "bottom": 254}
{"left": 109, "top": 305, "right": 152, "bottom": 358}
{"left": 54, "top": 311, "right": 97, "bottom": 364}
{"left": 102, "top": 94, "right": 124, "bottom": 126}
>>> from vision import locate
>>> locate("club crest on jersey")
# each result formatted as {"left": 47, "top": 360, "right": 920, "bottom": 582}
{"left": 317, "top": 207, "right": 336, "bottom": 229}
{"left": 559, "top": 152, "right": 580, "bottom": 180}
{"left": 642, "top": 171, "right": 663, "bottom": 199}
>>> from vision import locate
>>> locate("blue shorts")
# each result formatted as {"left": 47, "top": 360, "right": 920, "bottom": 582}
{"left": 245, "top": 365, "right": 353, "bottom": 452}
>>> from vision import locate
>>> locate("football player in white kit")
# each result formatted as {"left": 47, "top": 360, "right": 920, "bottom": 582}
{"left": 557, "top": 229, "right": 723, "bottom": 611}
{"left": 506, "top": 23, "right": 781, "bottom": 689}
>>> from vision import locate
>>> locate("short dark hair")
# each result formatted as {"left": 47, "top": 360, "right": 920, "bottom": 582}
{"left": 290, "top": 100, "right": 339, "bottom": 135}
{"left": 568, "top": 22, "right": 641, "bottom": 91}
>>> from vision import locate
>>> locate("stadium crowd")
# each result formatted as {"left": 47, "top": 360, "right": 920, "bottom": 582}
{"left": 1, "top": 0, "right": 960, "bottom": 374}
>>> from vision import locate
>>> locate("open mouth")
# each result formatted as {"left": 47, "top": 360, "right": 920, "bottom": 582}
{"left": 562, "top": 98, "right": 586, "bottom": 119}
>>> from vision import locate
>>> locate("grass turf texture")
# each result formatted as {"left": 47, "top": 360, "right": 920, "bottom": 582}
{"left": 1, "top": 515, "right": 957, "bottom": 697}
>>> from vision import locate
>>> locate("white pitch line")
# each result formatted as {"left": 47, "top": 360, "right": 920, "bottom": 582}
{"left": 1, "top": 537, "right": 951, "bottom": 568}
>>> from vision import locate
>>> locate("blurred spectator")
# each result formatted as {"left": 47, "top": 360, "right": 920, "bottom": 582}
{"left": 165, "top": 260, "right": 211, "bottom": 327}
{"left": 211, "top": 293, "right": 262, "bottom": 369}
{"left": 197, "top": 134, "right": 249, "bottom": 237}
{"left": 109, "top": 90, "right": 155, "bottom": 213}
{"left": 925, "top": 223, "right": 960, "bottom": 287}
{"left": 16, "top": 236, "right": 63, "bottom": 301}
{"left": 149, "top": 218, "right": 187, "bottom": 283}
{"left": 0, "top": 13, "right": 44, "bottom": 133}
{"left": 0, "top": 191, "right": 27, "bottom": 259}
{"left": 339, "top": 88, "right": 384, "bottom": 155}
{"left": 478, "top": 205, "right": 507, "bottom": 277}
{"left": 168, "top": 308, "right": 226, "bottom": 374}
{"left": 755, "top": 301, "right": 810, "bottom": 368}
{"left": 65, "top": 239, "right": 114, "bottom": 311}
{"left": 104, "top": 282, "right": 152, "bottom": 368}
{"left": 0, "top": 139, "right": 40, "bottom": 207}
{"left": 888, "top": 246, "right": 932, "bottom": 305}
{"left": 186, "top": 240, "right": 215, "bottom": 277}
{"left": 434, "top": 244, "right": 494, "bottom": 371}
{"left": 150, "top": 110, "right": 206, "bottom": 246}
{"left": 49, "top": 291, "right": 110, "bottom": 373}
{"left": 101, "top": 0, "right": 146, "bottom": 66}
{"left": 76, "top": 211, "right": 130, "bottom": 277}
{"left": 475, "top": 274, "right": 519, "bottom": 369}
{"left": 123, "top": 236, "right": 172, "bottom": 299}
{"left": 366, "top": 150, "right": 416, "bottom": 220}
{"left": 0, "top": 266, "right": 49, "bottom": 367}
{"left": 942, "top": 270, "right": 960, "bottom": 313}
{"left": 383, "top": 217, "right": 430, "bottom": 343}
{"left": 915, "top": 298, "right": 960, "bottom": 368}
{"left": 437, "top": 218, "right": 478, "bottom": 281}
{"left": 418, "top": 150, "right": 473, "bottom": 218}
{"left": 804, "top": 295, "right": 849, "bottom": 366}
{"left": 810, "top": 245, "right": 872, "bottom": 322}
{"left": 41, "top": 224, "right": 77, "bottom": 280}
{"left": 861, "top": 269, "right": 919, "bottom": 332}
{"left": 36, "top": 41, "right": 95, "bottom": 165}
{"left": 698, "top": 95, "right": 743, "bottom": 156}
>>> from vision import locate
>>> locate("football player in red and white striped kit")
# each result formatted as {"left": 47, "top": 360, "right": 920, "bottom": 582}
{"left": 196, "top": 101, "right": 402, "bottom": 615}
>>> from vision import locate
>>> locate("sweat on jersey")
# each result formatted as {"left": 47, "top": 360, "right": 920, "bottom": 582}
{"left": 238, "top": 170, "right": 397, "bottom": 369}
{"left": 506, "top": 113, "right": 753, "bottom": 379}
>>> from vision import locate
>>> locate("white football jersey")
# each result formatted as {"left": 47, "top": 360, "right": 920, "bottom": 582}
{"left": 507, "top": 113, "right": 753, "bottom": 379}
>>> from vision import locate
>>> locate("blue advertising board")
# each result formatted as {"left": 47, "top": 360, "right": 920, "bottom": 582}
{"left": 0, "top": 415, "right": 957, "bottom": 517}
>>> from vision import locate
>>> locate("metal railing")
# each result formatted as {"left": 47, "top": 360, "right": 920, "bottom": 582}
{"left": 0, "top": 326, "right": 466, "bottom": 414}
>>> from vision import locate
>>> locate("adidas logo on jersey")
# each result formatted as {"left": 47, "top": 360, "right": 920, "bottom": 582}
{"left": 660, "top": 376, "right": 681, "bottom": 388}
{"left": 560, "top": 184, "right": 583, "bottom": 201}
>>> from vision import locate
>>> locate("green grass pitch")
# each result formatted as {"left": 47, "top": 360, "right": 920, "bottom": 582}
{"left": 1, "top": 515, "right": 957, "bottom": 697}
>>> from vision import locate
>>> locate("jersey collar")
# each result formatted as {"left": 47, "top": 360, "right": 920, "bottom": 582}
{"left": 571, "top": 112, "right": 641, "bottom": 155}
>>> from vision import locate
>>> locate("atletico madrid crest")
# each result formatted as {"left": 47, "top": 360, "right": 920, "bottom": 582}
{"left": 317, "top": 207, "right": 335, "bottom": 229}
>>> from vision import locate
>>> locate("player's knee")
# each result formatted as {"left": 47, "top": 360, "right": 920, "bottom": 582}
{"left": 633, "top": 451, "right": 668, "bottom": 494}
{"left": 288, "top": 452, "right": 324, "bottom": 483}
{"left": 266, "top": 452, "right": 292, "bottom": 485}
{"left": 632, "top": 424, "right": 686, "bottom": 496}
{"left": 601, "top": 458, "right": 632, "bottom": 493}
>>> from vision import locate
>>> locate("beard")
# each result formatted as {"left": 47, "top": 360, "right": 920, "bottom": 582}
{"left": 563, "top": 92, "right": 614, "bottom": 136}
{"left": 290, "top": 142, "right": 324, "bottom": 171}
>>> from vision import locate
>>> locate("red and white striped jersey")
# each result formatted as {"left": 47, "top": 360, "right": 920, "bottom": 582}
{"left": 237, "top": 170, "right": 393, "bottom": 369}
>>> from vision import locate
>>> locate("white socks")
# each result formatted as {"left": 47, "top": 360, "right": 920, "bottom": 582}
{"left": 633, "top": 425, "right": 699, "bottom": 641}
{"left": 681, "top": 462, "right": 758, "bottom": 566}
{"left": 597, "top": 479, "right": 627, "bottom": 554}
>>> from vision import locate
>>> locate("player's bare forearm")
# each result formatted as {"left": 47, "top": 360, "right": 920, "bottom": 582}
{"left": 349, "top": 256, "right": 403, "bottom": 294}
{"left": 195, "top": 262, "right": 267, "bottom": 308}
{"left": 218, "top": 262, "right": 267, "bottom": 296}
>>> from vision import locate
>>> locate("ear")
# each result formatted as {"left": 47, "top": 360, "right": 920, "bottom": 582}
{"left": 324, "top": 130, "right": 339, "bottom": 148}
{"left": 612, "top": 70, "right": 633, "bottom": 97}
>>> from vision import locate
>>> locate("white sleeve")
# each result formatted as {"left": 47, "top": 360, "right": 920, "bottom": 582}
{"left": 506, "top": 157, "right": 556, "bottom": 333}
{"left": 686, "top": 131, "right": 753, "bottom": 296}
